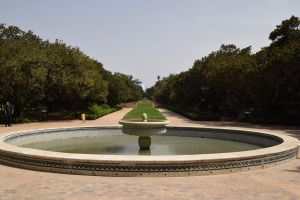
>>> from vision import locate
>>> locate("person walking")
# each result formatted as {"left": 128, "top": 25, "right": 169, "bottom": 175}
{"left": 81, "top": 112, "right": 86, "bottom": 123}
{"left": 4, "top": 101, "right": 14, "bottom": 127}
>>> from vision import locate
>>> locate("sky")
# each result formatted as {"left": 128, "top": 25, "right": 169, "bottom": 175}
{"left": 1, "top": 0, "right": 300, "bottom": 88}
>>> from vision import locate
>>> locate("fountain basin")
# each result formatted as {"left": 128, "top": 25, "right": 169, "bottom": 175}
{"left": 0, "top": 126, "right": 299, "bottom": 177}
{"left": 119, "top": 120, "right": 169, "bottom": 136}
{"left": 119, "top": 120, "right": 169, "bottom": 150}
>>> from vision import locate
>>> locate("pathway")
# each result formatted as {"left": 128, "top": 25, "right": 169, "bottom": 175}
{"left": 0, "top": 108, "right": 131, "bottom": 135}
{"left": 0, "top": 108, "right": 299, "bottom": 200}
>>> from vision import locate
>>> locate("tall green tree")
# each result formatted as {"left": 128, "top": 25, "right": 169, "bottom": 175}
{"left": 0, "top": 24, "right": 143, "bottom": 119}
{"left": 150, "top": 16, "right": 300, "bottom": 125}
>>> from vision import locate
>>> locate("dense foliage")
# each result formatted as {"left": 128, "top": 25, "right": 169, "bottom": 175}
{"left": 147, "top": 16, "right": 300, "bottom": 125}
{"left": 0, "top": 24, "right": 143, "bottom": 120}
{"left": 86, "top": 103, "right": 121, "bottom": 120}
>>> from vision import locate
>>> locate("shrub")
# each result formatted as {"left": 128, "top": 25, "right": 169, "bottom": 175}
{"left": 86, "top": 103, "right": 121, "bottom": 120}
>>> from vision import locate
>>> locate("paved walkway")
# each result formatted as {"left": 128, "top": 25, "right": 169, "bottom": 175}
{"left": 0, "top": 108, "right": 299, "bottom": 200}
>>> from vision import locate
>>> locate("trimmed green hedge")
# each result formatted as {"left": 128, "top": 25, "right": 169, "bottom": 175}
{"left": 86, "top": 104, "right": 122, "bottom": 120}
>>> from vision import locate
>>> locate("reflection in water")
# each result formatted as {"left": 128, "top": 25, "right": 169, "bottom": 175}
{"left": 138, "top": 149, "right": 152, "bottom": 155}
{"left": 22, "top": 134, "right": 261, "bottom": 156}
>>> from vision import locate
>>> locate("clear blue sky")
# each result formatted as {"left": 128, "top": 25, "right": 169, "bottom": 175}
{"left": 1, "top": 0, "right": 300, "bottom": 88}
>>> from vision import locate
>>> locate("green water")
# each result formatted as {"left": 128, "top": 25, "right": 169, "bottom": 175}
{"left": 22, "top": 135, "right": 260, "bottom": 155}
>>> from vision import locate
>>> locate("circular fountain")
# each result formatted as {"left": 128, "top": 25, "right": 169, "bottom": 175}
{"left": 0, "top": 123, "right": 299, "bottom": 176}
{"left": 119, "top": 113, "right": 169, "bottom": 151}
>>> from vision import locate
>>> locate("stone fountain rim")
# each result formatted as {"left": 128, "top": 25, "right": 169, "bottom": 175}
{"left": 119, "top": 120, "right": 169, "bottom": 128}
{"left": 0, "top": 125, "right": 299, "bottom": 177}
{"left": 0, "top": 125, "right": 298, "bottom": 161}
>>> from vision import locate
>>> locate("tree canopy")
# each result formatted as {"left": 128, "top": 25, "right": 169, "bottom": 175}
{"left": 0, "top": 24, "right": 143, "bottom": 119}
{"left": 148, "top": 16, "right": 300, "bottom": 125}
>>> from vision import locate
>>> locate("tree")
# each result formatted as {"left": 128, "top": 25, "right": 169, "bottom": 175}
{"left": 253, "top": 16, "right": 300, "bottom": 124}
{"left": 0, "top": 24, "right": 142, "bottom": 120}
{"left": 269, "top": 15, "right": 300, "bottom": 46}
{"left": 151, "top": 16, "right": 300, "bottom": 125}
{"left": 107, "top": 73, "right": 143, "bottom": 106}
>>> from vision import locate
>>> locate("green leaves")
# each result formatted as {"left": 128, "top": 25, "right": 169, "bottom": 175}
{"left": 86, "top": 103, "right": 119, "bottom": 120}
{"left": 0, "top": 24, "right": 143, "bottom": 119}
{"left": 149, "top": 16, "right": 300, "bottom": 125}
{"left": 107, "top": 73, "right": 143, "bottom": 106}
{"left": 269, "top": 16, "right": 300, "bottom": 46}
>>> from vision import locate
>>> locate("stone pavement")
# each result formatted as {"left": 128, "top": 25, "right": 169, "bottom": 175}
{"left": 0, "top": 108, "right": 299, "bottom": 200}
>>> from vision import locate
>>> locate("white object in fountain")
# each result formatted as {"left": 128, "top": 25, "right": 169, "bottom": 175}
{"left": 142, "top": 113, "right": 147, "bottom": 122}
{"left": 119, "top": 113, "right": 169, "bottom": 151}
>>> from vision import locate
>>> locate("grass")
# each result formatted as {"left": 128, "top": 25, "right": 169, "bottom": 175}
{"left": 123, "top": 100, "right": 166, "bottom": 121}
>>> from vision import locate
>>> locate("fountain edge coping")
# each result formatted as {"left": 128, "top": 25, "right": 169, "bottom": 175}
{"left": 0, "top": 125, "right": 299, "bottom": 162}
